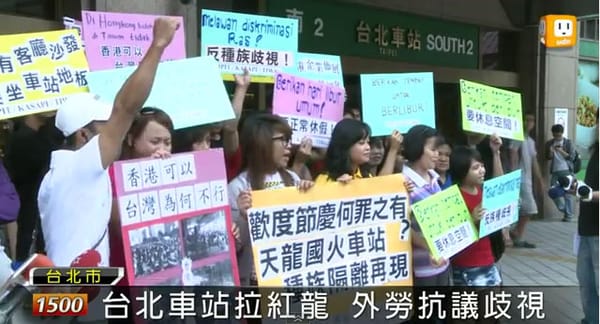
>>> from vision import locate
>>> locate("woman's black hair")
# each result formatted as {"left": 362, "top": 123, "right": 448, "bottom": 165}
{"left": 324, "top": 118, "right": 371, "bottom": 180}
{"left": 172, "top": 125, "right": 213, "bottom": 154}
{"left": 403, "top": 125, "right": 439, "bottom": 163}
{"left": 448, "top": 145, "right": 483, "bottom": 185}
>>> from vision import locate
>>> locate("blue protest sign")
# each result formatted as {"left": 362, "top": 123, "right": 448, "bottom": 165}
{"left": 360, "top": 72, "right": 435, "bottom": 136}
{"left": 480, "top": 170, "right": 522, "bottom": 237}
{"left": 284, "top": 52, "right": 344, "bottom": 87}
{"left": 87, "top": 56, "right": 235, "bottom": 130}
{"left": 200, "top": 9, "right": 298, "bottom": 81}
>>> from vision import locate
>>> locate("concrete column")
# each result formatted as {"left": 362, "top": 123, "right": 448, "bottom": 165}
{"left": 537, "top": 28, "right": 579, "bottom": 220}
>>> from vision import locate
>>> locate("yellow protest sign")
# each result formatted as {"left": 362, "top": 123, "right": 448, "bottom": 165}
{"left": 460, "top": 79, "right": 524, "bottom": 141}
{"left": 248, "top": 174, "right": 413, "bottom": 287}
{"left": 411, "top": 185, "right": 478, "bottom": 260}
{"left": 0, "top": 30, "right": 89, "bottom": 120}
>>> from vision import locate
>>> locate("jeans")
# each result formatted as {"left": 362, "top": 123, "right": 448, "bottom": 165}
{"left": 577, "top": 236, "right": 599, "bottom": 324}
{"left": 550, "top": 170, "right": 574, "bottom": 218}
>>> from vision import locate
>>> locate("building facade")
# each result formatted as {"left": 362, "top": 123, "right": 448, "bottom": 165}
{"left": 1, "top": 0, "right": 598, "bottom": 217}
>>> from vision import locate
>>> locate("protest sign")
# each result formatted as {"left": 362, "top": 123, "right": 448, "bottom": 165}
{"left": 460, "top": 79, "right": 524, "bottom": 141}
{"left": 87, "top": 56, "right": 234, "bottom": 130}
{"left": 248, "top": 174, "right": 413, "bottom": 288}
{"left": 480, "top": 170, "right": 521, "bottom": 237}
{"left": 0, "top": 30, "right": 89, "bottom": 120}
{"left": 285, "top": 52, "right": 344, "bottom": 87}
{"left": 411, "top": 185, "right": 477, "bottom": 260}
{"left": 81, "top": 10, "right": 186, "bottom": 71}
{"left": 361, "top": 73, "right": 435, "bottom": 136}
{"left": 200, "top": 9, "right": 298, "bottom": 83}
{"left": 273, "top": 72, "right": 344, "bottom": 148}
{"left": 111, "top": 149, "right": 239, "bottom": 286}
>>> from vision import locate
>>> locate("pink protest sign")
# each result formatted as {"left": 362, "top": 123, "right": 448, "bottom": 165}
{"left": 81, "top": 10, "right": 186, "bottom": 71}
{"left": 110, "top": 149, "right": 240, "bottom": 286}
{"left": 273, "top": 72, "right": 345, "bottom": 148}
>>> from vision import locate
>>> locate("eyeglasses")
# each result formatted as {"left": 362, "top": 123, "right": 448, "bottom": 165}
{"left": 272, "top": 135, "right": 290, "bottom": 147}
{"left": 140, "top": 107, "right": 159, "bottom": 115}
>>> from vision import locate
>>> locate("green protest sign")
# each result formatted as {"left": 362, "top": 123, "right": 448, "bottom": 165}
{"left": 460, "top": 79, "right": 524, "bottom": 141}
{"left": 411, "top": 185, "right": 478, "bottom": 260}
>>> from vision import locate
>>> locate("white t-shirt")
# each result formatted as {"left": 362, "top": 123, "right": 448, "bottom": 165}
{"left": 227, "top": 169, "right": 300, "bottom": 285}
{"left": 551, "top": 138, "right": 570, "bottom": 172}
{"left": 38, "top": 135, "right": 111, "bottom": 267}
{"left": 228, "top": 169, "right": 301, "bottom": 213}
{"left": 511, "top": 136, "right": 537, "bottom": 186}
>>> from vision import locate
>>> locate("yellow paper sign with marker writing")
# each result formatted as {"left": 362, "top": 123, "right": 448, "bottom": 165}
{"left": 0, "top": 30, "right": 89, "bottom": 120}
{"left": 460, "top": 79, "right": 524, "bottom": 141}
{"left": 411, "top": 185, "right": 478, "bottom": 261}
{"left": 248, "top": 174, "right": 413, "bottom": 318}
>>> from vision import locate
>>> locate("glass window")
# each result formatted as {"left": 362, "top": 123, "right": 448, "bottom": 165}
{"left": 481, "top": 29, "right": 518, "bottom": 72}
{"left": 0, "top": 0, "right": 57, "bottom": 20}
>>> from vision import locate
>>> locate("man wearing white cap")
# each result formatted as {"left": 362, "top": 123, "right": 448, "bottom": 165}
{"left": 37, "top": 17, "right": 180, "bottom": 269}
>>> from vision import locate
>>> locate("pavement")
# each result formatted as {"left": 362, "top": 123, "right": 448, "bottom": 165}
{"left": 498, "top": 218, "right": 584, "bottom": 324}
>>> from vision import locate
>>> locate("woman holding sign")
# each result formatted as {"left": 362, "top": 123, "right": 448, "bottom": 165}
{"left": 228, "top": 113, "right": 314, "bottom": 286}
{"left": 315, "top": 119, "right": 402, "bottom": 184}
{"left": 448, "top": 140, "right": 504, "bottom": 324}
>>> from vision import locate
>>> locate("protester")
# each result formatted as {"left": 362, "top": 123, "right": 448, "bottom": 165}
{"left": 228, "top": 113, "right": 314, "bottom": 285}
{"left": 3, "top": 113, "right": 59, "bottom": 261}
{"left": 120, "top": 107, "right": 173, "bottom": 160}
{"left": 401, "top": 125, "right": 450, "bottom": 286}
{"left": 544, "top": 124, "right": 576, "bottom": 221}
{"left": 508, "top": 113, "right": 544, "bottom": 248}
{"left": 343, "top": 106, "right": 361, "bottom": 120}
{"left": 576, "top": 111, "right": 599, "bottom": 324}
{"left": 289, "top": 137, "right": 314, "bottom": 181}
{"left": 464, "top": 131, "right": 507, "bottom": 263}
{"left": 366, "top": 136, "right": 385, "bottom": 176}
{"left": 0, "top": 159, "right": 19, "bottom": 259}
{"left": 315, "top": 118, "right": 373, "bottom": 183}
{"left": 449, "top": 145, "right": 503, "bottom": 324}
{"left": 37, "top": 17, "right": 180, "bottom": 268}
{"left": 108, "top": 107, "right": 174, "bottom": 283}
{"left": 435, "top": 139, "right": 453, "bottom": 190}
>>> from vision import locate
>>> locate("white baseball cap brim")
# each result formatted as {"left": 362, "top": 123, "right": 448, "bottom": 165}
{"left": 55, "top": 93, "right": 113, "bottom": 137}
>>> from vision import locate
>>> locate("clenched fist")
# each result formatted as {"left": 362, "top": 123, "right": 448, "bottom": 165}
{"left": 152, "top": 17, "right": 180, "bottom": 49}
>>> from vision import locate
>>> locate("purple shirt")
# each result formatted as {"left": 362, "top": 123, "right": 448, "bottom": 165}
{"left": 403, "top": 165, "right": 449, "bottom": 278}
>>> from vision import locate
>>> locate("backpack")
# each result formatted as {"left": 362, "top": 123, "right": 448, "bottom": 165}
{"left": 0, "top": 162, "right": 20, "bottom": 223}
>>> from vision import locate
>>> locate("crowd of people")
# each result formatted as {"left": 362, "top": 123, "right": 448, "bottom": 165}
{"left": 131, "top": 237, "right": 181, "bottom": 277}
{"left": 0, "top": 16, "right": 598, "bottom": 324}
{"left": 184, "top": 226, "right": 229, "bottom": 261}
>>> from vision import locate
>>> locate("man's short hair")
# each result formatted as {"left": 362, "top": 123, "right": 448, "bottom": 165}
{"left": 551, "top": 124, "right": 564, "bottom": 133}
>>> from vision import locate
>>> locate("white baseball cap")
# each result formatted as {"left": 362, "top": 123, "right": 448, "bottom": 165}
{"left": 55, "top": 93, "right": 113, "bottom": 137}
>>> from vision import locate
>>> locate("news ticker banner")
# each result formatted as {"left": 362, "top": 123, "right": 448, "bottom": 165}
{"left": 248, "top": 174, "right": 413, "bottom": 289}
{"left": 480, "top": 169, "right": 521, "bottom": 237}
{"left": 200, "top": 9, "right": 299, "bottom": 83}
{"left": 361, "top": 72, "right": 436, "bottom": 136}
{"left": 460, "top": 79, "right": 525, "bottom": 141}
{"left": 87, "top": 56, "right": 235, "bottom": 130}
{"left": 81, "top": 10, "right": 186, "bottom": 71}
{"left": 31, "top": 285, "right": 562, "bottom": 321}
{"left": 0, "top": 29, "right": 89, "bottom": 120}
{"left": 411, "top": 185, "right": 478, "bottom": 261}
{"left": 272, "top": 72, "right": 344, "bottom": 148}
{"left": 110, "top": 149, "right": 240, "bottom": 286}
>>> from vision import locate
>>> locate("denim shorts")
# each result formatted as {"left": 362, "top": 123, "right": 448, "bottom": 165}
{"left": 452, "top": 264, "right": 502, "bottom": 287}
